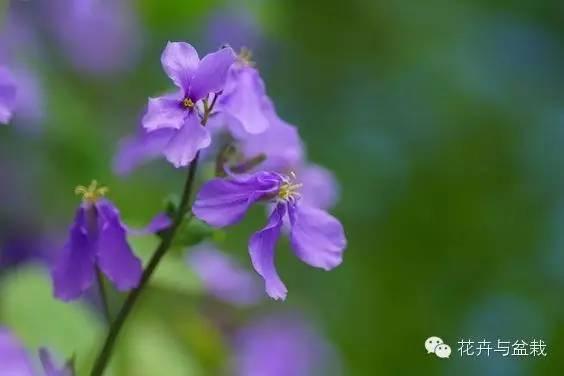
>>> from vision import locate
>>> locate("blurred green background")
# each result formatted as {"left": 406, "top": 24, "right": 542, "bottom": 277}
{"left": 2, "top": 0, "right": 564, "bottom": 375}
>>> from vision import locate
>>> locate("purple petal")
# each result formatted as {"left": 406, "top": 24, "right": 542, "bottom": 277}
{"left": 163, "top": 112, "right": 211, "bottom": 167}
{"left": 187, "top": 243, "right": 262, "bottom": 306}
{"left": 0, "top": 66, "right": 17, "bottom": 124}
{"left": 0, "top": 328, "right": 35, "bottom": 376}
{"left": 128, "top": 213, "right": 172, "bottom": 236}
{"left": 193, "top": 171, "right": 281, "bottom": 227}
{"left": 288, "top": 203, "right": 346, "bottom": 270}
{"left": 298, "top": 164, "right": 340, "bottom": 210}
{"left": 189, "top": 47, "right": 236, "bottom": 101}
{"left": 52, "top": 207, "right": 96, "bottom": 301}
{"left": 161, "top": 41, "right": 199, "bottom": 90}
{"left": 113, "top": 127, "right": 175, "bottom": 175}
{"left": 95, "top": 200, "right": 142, "bottom": 291}
{"left": 218, "top": 65, "right": 271, "bottom": 134}
{"left": 142, "top": 91, "right": 185, "bottom": 131}
{"left": 239, "top": 102, "right": 304, "bottom": 172}
{"left": 249, "top": 203, "right": 287, "bottom": 300}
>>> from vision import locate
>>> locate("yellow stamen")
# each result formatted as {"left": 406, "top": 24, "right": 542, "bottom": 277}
{"left": 238, "top": 47, "right": 255, "bottom": 67}
{"left": 278, "top": 172, "right": 302, "bottom": 202}
{"left": 75, "top": 180, "right": 109, "bottom": 203}
{"left": 182, "top": 98, "right": 194, "bottom": 109}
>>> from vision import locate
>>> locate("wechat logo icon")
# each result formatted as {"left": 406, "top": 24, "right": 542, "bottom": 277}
{"left": 425, "top": 336, "right": 451, "bottom": 359}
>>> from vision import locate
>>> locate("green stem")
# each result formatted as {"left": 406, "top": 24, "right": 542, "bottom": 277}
{"left": 89, "top": 154, "right": 200, "bottom": 376}
{"left": 95, "top": 268, "right": 112, "bottom": 325}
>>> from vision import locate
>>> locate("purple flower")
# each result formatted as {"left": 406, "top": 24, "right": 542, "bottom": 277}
{"left": 193, "top": 171, "right": 347, "bottom": 300}
{"left": 0, "top": 327, "right": 71, "bottom": 376}
{"left": 187, "top": 243, "right": 262, "bottom": 306}
{"left": 49, "top": 0, "right": 140, "bottom": 75}
{"left": 0, "top": 65, "right": 17, "bottom": 124}
{"left": 141, "top": 42, "right": 236, "bottom": 167}
{"left": 232, "top": 314, "right": 342, "bottom": 376}
{"left": 217, "top": 59, "right": 272, "bottom": 135}
{"left": 51, "top": 181, "right": 146, "bottom": 301}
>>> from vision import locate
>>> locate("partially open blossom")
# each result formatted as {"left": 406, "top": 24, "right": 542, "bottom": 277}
{"left": 232, "top": 314, "right": 342, "bottom": 376}
{"left": 193, "top": 171, "right": 347, "bottom": 300}
{"left": 52, "top": 181, "right": 168, "bottom": 301}
{"left": 0, "top": 327, "right": 71, "bottom": 376}
{"left": 217, "top": 54, "right": 272, "bottom": 135}
{"left": 0, "top": 66, "right": 17, "bottom": 124}
{"left": 187, "top": 243, "right": 262, "bottom": 306}
{"left": 141, "top": 42, "right": 235, "bottom": 167}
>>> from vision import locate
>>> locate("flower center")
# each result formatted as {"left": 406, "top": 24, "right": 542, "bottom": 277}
{"left": 277, "top": 172, "right": 302, "bottom": 203}
{"left": 182, "top": 98, "right": 195, "bottom": 109}
{"left": 75, "top": 180, "right": 109, "bottom": 204}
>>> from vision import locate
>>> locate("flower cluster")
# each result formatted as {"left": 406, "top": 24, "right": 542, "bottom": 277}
{"left": 0, "top": 1, "right": 349, "bottom": 371}
{"left": 53, "top": 41, "right": 346, "bottom": 303}
{"left": 135, "top": 41, "right": 346, "bottom": 299}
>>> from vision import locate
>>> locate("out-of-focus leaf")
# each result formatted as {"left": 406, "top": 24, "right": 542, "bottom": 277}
{"left": 0, "top": 265, "right": 104, "bottom": 372}
{"left": 179, "top": 312, "right": 229, "bottom": 372}
{"left": 121, "top": 319, "right": 203, "bottom": 376}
